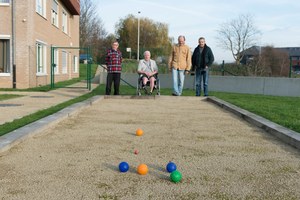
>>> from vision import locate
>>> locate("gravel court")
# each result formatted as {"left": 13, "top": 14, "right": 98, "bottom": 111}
{"left": 0, "top": 96, "right": 300, "bottom": 200}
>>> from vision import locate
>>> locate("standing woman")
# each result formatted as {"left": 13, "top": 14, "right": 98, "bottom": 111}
{"left": 105, "top": 41, "right": 123, "bottom": 95}
{"left": 191, "top": 37, "right": 214, "bottom": 96}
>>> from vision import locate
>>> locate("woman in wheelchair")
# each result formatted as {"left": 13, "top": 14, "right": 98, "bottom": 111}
{"left": 137, "top": 51, "right": 158, "bottom": 94}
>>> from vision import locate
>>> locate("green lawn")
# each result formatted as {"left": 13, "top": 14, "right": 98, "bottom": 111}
{"left": 210, "top": 92, "right": 300, "bottom": 133}
{"left": 0, "top": 94, "right": 24, "bottom": 101}
{"left": 0, "top": 85, "right": 102, "bottom": 136}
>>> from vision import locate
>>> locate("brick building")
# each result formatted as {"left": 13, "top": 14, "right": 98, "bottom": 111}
{"left": 0, "top": 0, "right": 80, "bottom": 89}
{"left": 241, "top": 46, "right": 300, "bottom": 73}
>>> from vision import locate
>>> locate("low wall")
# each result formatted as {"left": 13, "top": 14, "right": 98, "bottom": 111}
{"left": 98, "top": 71, "right": 300, "bottom": 97}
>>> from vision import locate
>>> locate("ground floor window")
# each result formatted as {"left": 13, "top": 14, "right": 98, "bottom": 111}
{"left": 0, "top": 39, "right": 10, "bottom": 73}
{"left": 73, "top": 55, "right": 78, "bottom": 73}
{"left": 53, "top": 48, "right": 59, "bottom": 74}
{"left": 62, "top": 50, "right": 68, "bottom": 74}
{"left": 36, "top": 42, "right": 47, "bottom": 74}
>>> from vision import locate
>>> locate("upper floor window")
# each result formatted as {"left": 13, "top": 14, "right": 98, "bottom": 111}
{"left": 0, "top": 39, "right": 10, "bottom": 74}
{"left": 51, "top": 0, "right": 58, "bottom": 27}
{"left": 62, "top": 10, "right": 68, "bottom": 34}
{"left": 36, "top": 0, "right": 46, "bottom": 18}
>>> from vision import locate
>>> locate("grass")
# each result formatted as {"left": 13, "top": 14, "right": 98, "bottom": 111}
{"left": 210, "top": 92, "right": 300, "bottom": 133}
{"left": 0, "top": 94, "right": 24, "bottom": 101}
{"left": 0, "top": 63, "right": 98, "bottom": 92}
{"left": 0, "top": 85, "right": 102, "bottom": 136}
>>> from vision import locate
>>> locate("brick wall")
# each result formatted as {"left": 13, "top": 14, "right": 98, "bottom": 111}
{"left": 0, "top": 0, "right": 80, "bottom": 89}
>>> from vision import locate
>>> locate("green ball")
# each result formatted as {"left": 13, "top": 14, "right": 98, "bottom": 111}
{"left": 170, "top": 170, "right": 182, "bottom": 183}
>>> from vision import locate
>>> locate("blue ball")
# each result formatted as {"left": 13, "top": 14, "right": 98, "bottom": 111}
{"left": 119, "top": 162, "right": 129, "bottom": 172}
{"left": 166, "top": 162, "right": 177, "bottom": 173}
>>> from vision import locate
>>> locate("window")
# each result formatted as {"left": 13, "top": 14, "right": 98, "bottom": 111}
{"left": 36, "top": 0, "right": 46, "bottom": 17}
{"left": 53, "top": 48, "right": 59, "bottom": 74}
{"left": 62, "top": 51, "right": 68, "bottom": 74}
{"left": 62, "top": 10, "right": 68, "bottom": 34}
{"left": 0, "top": 39, "right": 10, "bottom": 73}
{"left": 51, "top": 0, "right": 58, "bottom": 27}
{"left": 36, "top": 42, "right": 47, "bottom": 74}
{"left": 0, "top": 0, "right": 10, "bottom": 6}
{"left": 73, "top": 56, "right": 78, "bottom": 73}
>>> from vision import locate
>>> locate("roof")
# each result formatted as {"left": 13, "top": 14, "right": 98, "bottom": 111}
{"left": 276, "top": 47, "right": 300, "bottom": 57}
{"left": 244, "top": 46, "right": 300, "bottom": 57}
{"left": 61, "top": 0, "right": 80, "bottom": 15}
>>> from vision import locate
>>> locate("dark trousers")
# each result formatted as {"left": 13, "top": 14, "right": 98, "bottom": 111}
{"left": 106, "top": 73, "right": 121, "bottom": 95}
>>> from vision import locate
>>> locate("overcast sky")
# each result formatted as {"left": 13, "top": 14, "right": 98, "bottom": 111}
{"left": 94, "top": 0, "right": 300, "bottom": 63}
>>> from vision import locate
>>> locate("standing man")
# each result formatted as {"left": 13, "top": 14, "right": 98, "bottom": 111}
{"left": 191, "top": 37, "right": 214, "bottom": 96}
{"left": 105, "top": 41, "right": 122, "bottom": 95}
{"left": 169, "top": 35, "right": 191, "bottom": 96}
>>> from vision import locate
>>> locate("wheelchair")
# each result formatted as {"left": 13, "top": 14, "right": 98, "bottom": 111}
{"left": 136, "top": 73, "right": 160, "bottom": 96}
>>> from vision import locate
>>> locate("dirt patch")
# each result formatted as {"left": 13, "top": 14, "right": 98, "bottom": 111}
{"left": 0, "top": 96, "right": 300, "bottom": 199}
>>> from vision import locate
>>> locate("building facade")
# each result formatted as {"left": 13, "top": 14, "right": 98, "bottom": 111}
{"left": 0, "top": 0, "right": 80, "bottom": 89}
{"left": 241, "top": 46, "right": 300, "bottom": 73}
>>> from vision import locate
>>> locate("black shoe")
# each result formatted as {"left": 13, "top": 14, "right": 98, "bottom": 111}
{"left": 172, "top": 93, "right": 178, "bottom": 96}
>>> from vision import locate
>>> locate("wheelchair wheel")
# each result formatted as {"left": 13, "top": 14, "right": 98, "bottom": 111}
{"left": 156, "top": 79, "right": 160, "bottom": 96}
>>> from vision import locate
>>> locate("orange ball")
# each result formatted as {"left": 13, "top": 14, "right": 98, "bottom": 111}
{"left": 137, "top": 164, "right": 148, "bottom": 175}
{"left": 136, "top": 128, "right": 144, "bottom": 136}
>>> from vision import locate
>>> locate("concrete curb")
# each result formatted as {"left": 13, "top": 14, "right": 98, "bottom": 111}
{"left": 0, "top": 95, "right": 104, "bottom": 154}
{"left": 207, "top": 96, "right": 300, "bottom": 150}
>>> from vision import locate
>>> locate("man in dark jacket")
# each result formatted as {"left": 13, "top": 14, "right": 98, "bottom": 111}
{"left": 191, "top": 37, "right": 214, "bottom": 96}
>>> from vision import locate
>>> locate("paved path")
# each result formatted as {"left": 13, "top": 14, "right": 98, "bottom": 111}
{"left": 0, "top": 82, "right": 98, "bottom": 125}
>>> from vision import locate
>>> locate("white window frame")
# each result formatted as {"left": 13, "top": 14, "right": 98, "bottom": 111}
{"left": 0, "top": 35, "right": 11, "bottom": 76}
{"left": 36, "top": 41, "right": 47, "bottom": 75}
{"left": 0, "top": 0, "right": 10, "bottom": 6}
{"left": 53, "top": 48, "right": 59, "bottom": 74}
{"left": 62, "top": 10, "right": 68, "bottom": 34}
{"left": 36, "top": 0, "right": 46, "bottom": 18}
{"left": 62, "top": 50, "right": 68, "bottom": 74}
{"left": 73, "top": 55, "right": 78, "bottom": 73}
{"left": 51, "top": 0, "right": 59, "bottom": 27}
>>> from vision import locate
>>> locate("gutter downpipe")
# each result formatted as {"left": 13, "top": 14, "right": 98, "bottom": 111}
{"left": 12, "top": 0, "right": 16, "bottom": 88}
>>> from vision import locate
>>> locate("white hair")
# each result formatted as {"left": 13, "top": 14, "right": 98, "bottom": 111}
{"left": 144, "top": 50, "right": 151, "bottom": 56}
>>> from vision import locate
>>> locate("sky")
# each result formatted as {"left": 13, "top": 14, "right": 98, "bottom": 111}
{"left": 94, "top": 0, "right": 300, "bottom": 63}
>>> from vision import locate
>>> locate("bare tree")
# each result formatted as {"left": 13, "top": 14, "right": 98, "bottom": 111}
{"left": 80, "top": 0, "right": 107, "bottom": 62}
{"left": 216, "top": 14, "right": 261, "bottom": 64}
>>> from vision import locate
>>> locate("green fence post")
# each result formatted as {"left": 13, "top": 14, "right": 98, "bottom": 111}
{"left": 222, "top": 60, "right": 225, "bottom": 76}
{"left": 51, "top": 47, "right": 54, "bottom": 88}
{"left": 289, "top": 56, "right": 292, "bottom": 78}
